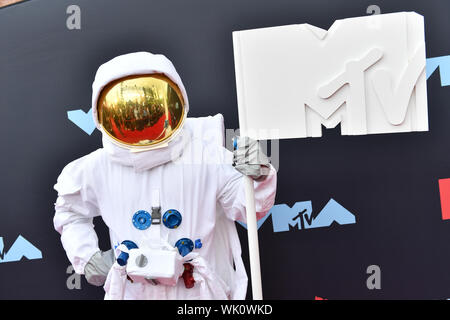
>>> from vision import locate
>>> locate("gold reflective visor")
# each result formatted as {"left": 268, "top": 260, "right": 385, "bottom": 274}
{"left": 97, "top": 74, "right": 185, "bottom": 147}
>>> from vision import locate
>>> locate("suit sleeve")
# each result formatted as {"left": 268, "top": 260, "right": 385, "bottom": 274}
{"left": 53, "top": 157, "right": 101, "bottom": 274}
{"left": 216, "top": 148, "right": 277, "bottom": 223}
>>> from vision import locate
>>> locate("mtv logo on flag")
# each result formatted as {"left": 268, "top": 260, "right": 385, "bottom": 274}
{"left": 232, "top": 12, "right": 428, "bottom": 140}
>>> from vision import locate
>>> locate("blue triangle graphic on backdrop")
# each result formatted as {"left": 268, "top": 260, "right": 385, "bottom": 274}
{"left": 67, "top": 108, "right": 96, "bottom": 135}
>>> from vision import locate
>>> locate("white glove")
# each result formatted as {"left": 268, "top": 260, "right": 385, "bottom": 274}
{"left": 84, "top": 249, "right": 115, "bottom": 286}
{"left": 232, "top": 136, "right": 271, "bottom": 181}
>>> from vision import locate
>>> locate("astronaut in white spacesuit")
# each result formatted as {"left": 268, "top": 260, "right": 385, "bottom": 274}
{"left": 53, "top": 52, "right": 277, "bottom": 300}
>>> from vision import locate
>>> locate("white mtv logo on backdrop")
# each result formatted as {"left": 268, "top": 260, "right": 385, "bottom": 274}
{"left": 233, "top": 12, "right": 428, "bottom": 140}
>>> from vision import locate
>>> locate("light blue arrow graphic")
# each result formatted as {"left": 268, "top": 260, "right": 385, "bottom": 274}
{"left": 307, "top": 198, "right": 356, "bottom": 229}
{"left": 0, "top": 235, "right": 42, "bottom": 263}
{"left": 236, "top": 212, "right": 272, "bottom": 230}
{"left": 270, "top": 201, "right": 312, "bottom": 232}
{"left": 67, "top": 108, "right": 96, "bottom": 135}
{"left": 237, "top": 199, "right": 356, "bottom": 233}
{"left": 426, "top": 55, "right": 450, "bottom": 86}
{"left": 0, "top": 237, "right": 3, "bottom": 260}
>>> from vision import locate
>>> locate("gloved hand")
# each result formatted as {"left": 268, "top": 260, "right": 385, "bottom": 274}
{"left": 84, "top": 249, "right": 115, "bottom": 286}
{"left": 232, "top": 136, "right": 271, "bottom": 181}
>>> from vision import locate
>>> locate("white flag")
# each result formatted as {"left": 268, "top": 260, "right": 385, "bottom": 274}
{"left": 232, "top": 12, "right": 428, "bottom": 140}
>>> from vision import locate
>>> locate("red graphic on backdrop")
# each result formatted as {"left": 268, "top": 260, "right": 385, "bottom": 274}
{"left": 438, "top": 178, "right": 450, "bottom": 220}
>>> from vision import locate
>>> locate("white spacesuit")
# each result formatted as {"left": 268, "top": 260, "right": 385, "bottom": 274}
{"left": 53, "top": 52, "right": 277, "bottom": 300}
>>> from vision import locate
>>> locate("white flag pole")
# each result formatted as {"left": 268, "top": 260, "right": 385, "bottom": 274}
{"left": 233, "top": 31, "right": 264, "bottom": 300}
{"left": 243, "top": 175, "right": 263, "bottom": 300}
{"left": 239, "top": 126, "right": 263, "bottom": 300}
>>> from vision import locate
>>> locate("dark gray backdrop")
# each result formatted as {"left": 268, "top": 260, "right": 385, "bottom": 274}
{"left": 0, "top": 0, "right": 449, "bottom": 299}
